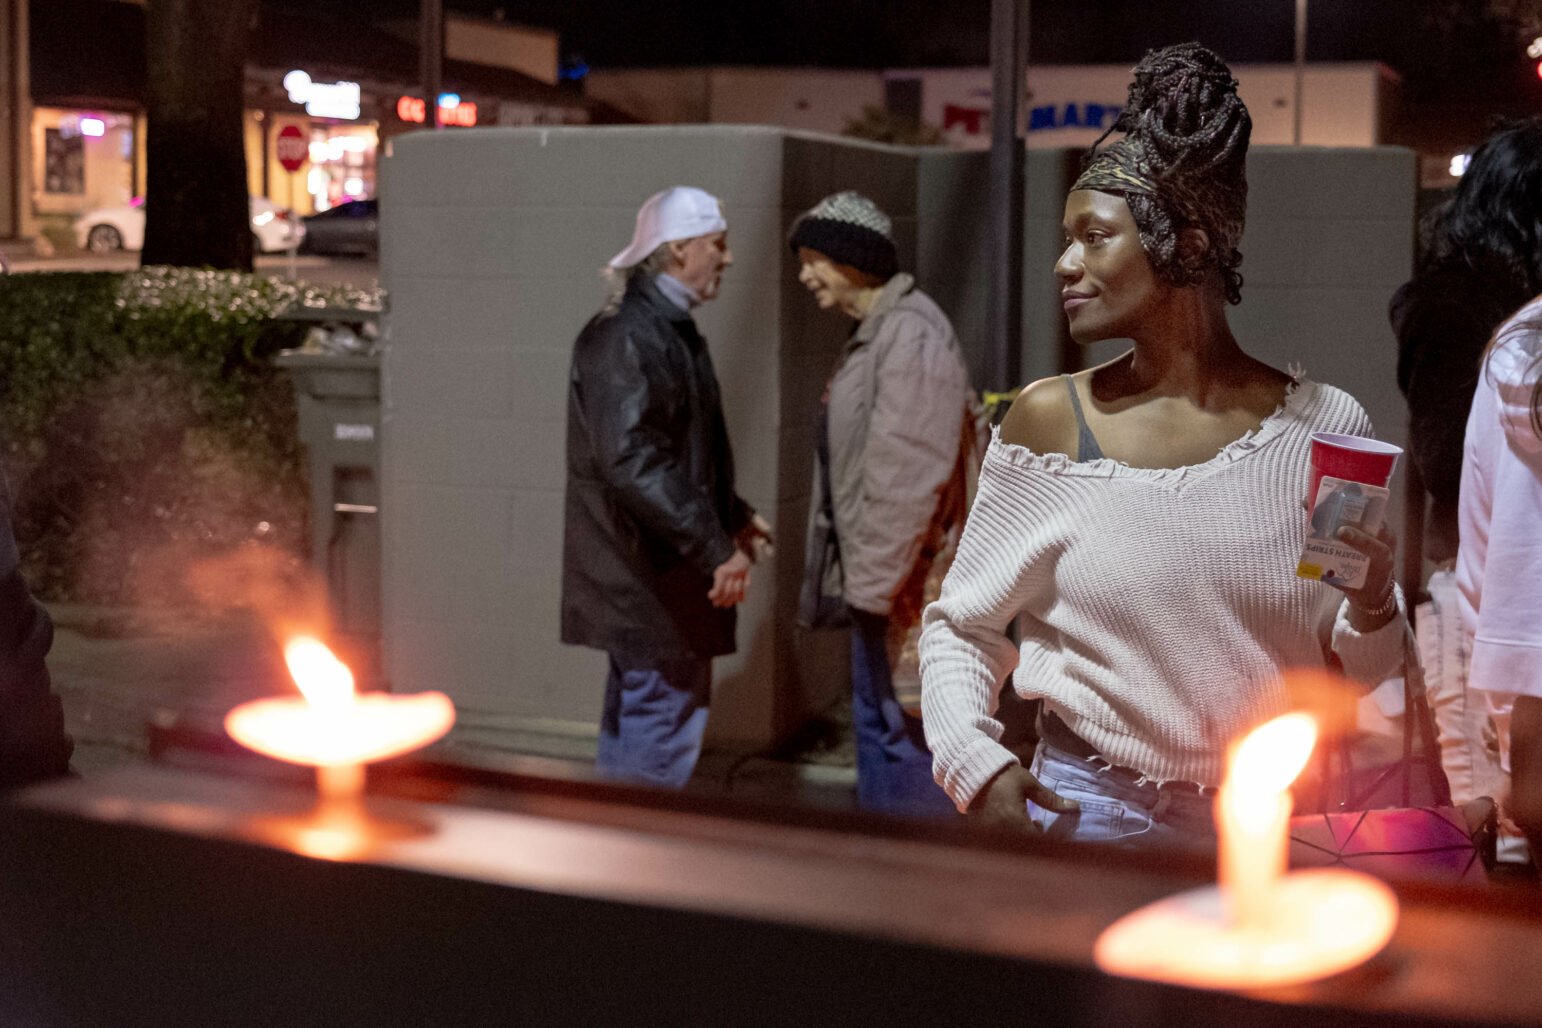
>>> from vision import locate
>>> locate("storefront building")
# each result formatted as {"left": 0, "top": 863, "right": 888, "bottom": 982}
{"left": 32, "top": 107, "right": 140, "bottom": 217}
{"left": 22, "top": 0, "right": 146, "bottom": 248}
{"left": 241, "top": 8, "right": 602, "bottom": 217}
{"left": 13, "top": 0, "right": 609, "bottom": 249}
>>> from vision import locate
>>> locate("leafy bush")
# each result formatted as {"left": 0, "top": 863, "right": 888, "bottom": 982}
{"left": 841, "top": 105, "right": 945, "bottom": 146}
{"left": 0, "top": 268, "right": 383, "bottom": 604}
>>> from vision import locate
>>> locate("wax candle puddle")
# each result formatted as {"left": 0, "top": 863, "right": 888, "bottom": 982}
{"left": 1096, "top": 868, "right": 1398, "bottom": 990}
{"left": 1096, "top": 706, "right": 1400, "bottom": 990}
{"left": 243, "top": 802, "right": 439, "bottom": 862}
{"left": 223, "top": 635, "right": 455, "bottom": 858}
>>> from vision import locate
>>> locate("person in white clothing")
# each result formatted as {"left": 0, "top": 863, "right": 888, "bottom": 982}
{"left": 1392, "top": 117, "right": 1542, "bottom": 815}
{"left": 1457, "top": 297, "right": 1542, "bottom": 850}
{"left": 919, "top": 43, "right": 1407, "bottom": 844}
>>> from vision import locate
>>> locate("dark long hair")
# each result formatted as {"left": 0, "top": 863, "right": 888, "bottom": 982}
{"left": 1438, "top": 117, "right": 1542, "bottom": 437}
{"left": 1423, "top": 116, "right": 1542, "bottom": 299}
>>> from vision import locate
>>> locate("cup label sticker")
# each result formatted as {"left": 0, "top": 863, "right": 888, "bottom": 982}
{"left": 1296, "top": 475, "right": 1389, "bottom": 590}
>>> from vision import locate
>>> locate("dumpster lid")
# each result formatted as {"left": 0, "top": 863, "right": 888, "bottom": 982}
{"left": 275, "top": 304, "right": 382, "bottom": 324}
{"left": 275, "top": 351, "right": 381, "bottom": 370}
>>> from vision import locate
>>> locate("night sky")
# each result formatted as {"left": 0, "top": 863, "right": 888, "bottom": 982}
{"left": 263, "top": 0, "right": 1537, "bottom": 101}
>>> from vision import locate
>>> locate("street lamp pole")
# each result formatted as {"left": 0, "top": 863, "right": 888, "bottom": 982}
{"left": 420, "top": 0, "right": 444, "bottom": 130}
{"left": 987, "top": 0, "right": 1029, "bottom": 395}
{"left": 1293, "top": 0, "right": 1307, "bottom": 145}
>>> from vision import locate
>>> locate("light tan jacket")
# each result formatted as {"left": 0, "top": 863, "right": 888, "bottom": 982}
{"left": 799, "top": 274, "right": 976, "bottom": 630}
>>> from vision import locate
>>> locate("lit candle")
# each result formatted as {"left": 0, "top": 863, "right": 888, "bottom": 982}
{"left": 1215, "top": 712, "right": 1318, "bottom": 932}
{"left": 225, "top": 636, "right": 456, "bottom": 804}
{"left": 285, "top": 637, "right": 364, "bottom": 802}
{"left": 1096, "top": 694, "right": 1398, "bottom": 990}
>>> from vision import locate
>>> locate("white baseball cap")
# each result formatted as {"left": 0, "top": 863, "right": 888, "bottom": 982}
{"left": 608, "top": 186, "right": 727, "bottom": 269}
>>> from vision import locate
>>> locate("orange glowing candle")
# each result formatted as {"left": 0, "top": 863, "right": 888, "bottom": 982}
{"left": 1215, "top": 712, "right": 1317, "bottom": 932}
{"left": 225, "top": 636, "right": 455, "bottom": 802}
{"left": 1096, "top": 702, "right": 1399, "bottom": 990}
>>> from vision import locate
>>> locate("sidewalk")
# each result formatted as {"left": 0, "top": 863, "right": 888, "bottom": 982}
{"left": 47, "top": 605, "right": 288, "bottom": 777}
{"left": 46, "top": 603, "right": 859, "bottom": 809}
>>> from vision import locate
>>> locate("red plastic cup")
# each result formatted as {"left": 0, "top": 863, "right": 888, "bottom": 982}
{"left": 1307, "top": 433, "right": 1402, "bottom": 506}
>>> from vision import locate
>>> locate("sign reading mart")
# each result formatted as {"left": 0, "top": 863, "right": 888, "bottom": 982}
{"left": 942, "top": 100, "right": 1123, "bottom": 137}
{"left": 888, "top": 62, "right": 1395, "bottom": 151}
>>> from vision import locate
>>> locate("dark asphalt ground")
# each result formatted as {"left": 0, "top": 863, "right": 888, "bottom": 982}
{"left": 46, "top": 602, "right": 860, "bottom": 809}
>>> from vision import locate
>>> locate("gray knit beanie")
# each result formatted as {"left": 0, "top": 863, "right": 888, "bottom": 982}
{"left": 787, "top": 191, "right": 899, "bottom": 280}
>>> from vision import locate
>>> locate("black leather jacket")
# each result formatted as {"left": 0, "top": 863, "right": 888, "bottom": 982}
{"left": 561, "top": 274, "right": 750, "bottom": 660}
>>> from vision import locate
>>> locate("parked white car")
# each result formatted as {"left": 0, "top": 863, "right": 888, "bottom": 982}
{"left": 72, "top": 196, "right": 306, "bottom": 254}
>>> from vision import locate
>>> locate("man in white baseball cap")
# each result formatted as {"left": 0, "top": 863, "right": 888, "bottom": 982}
{"left": 562, "top": 185, "right": 771, "bottom": 789}
{"left": 607, "top": 186, "right": 726, "bottom": 274}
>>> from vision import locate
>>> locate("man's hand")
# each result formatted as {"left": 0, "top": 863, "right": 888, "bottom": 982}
{"left": 708, "top": 549, "right": 752, "bottom": 608}
{"left": 970, "top": 763, "right": 1079, "bottom": 832}
{"left": 736, "top": 513, "right": 775, "bottom": 563}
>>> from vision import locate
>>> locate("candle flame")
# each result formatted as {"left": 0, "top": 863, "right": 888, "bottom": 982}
{"left": 1228, "top": 712, "right": 1318, "bottom": 798}
{"left": 284, "top": 636, "right": 355, "bottom": 712}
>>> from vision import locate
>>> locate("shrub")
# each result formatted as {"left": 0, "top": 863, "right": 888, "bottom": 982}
{"left": 841, "top": 105, "right": 945, "bottom": 146}
{"left": 0, "top": 267, "right": 383, "bottom": 604}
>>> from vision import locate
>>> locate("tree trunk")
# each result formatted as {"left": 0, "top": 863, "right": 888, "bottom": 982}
{"left": 141, "top": 0, "right": 256, "bottom": 270}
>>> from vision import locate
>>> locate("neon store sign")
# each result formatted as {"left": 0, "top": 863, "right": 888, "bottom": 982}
{"left": 397, "top": 94, "right": 479, "bottom": 127}
{"left": 284, "top": 70, "right": 362, "bottom": 120}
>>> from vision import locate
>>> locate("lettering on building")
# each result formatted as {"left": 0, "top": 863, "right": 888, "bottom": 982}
{"left": 943, "top": 101, "right": 1124, "bottom": 137}
{"left": 496, "top": 102, "right": 590, "bottom": 127}
{"left": 1028, "top": 103, "right": 1121, "bottom": 132}
{"left": 397, "top": 95, "right": 479, "bottom": 127}
{"left": 943, "top": 104, "right": 989, "bottom": 135}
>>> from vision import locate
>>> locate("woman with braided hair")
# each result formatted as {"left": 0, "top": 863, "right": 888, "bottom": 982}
{"left": 919, "top": 43, "right": 1407, "bottom": 845}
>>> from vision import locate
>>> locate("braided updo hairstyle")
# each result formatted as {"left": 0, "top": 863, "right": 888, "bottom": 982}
{"left": 1076, "top": 43, "right": 1252, "bottom": 304}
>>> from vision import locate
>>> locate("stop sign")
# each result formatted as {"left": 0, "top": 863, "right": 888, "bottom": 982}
{"left": 276, "top": 125, "right": 307, "bottom": 173}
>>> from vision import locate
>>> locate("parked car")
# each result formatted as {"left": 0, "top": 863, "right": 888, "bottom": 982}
{"left": 299, "top": 199, "right": 378, "bottom": 258}
{"left": 72, "top": 196, "right": 306, "bottom": 254}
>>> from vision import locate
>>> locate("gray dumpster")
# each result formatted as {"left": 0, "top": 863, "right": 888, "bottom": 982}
{"left": 275, "top": 310, "right": 382, "bottom": 685}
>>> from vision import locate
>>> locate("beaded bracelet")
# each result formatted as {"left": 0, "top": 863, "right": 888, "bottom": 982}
{"left": 1353, "top": 582, "right": 1398, "bottom": 621}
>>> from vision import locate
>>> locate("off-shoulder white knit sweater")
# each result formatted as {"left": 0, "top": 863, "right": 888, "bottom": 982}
{"left": 919, "top": 379, "right": 1407, "bottom": 811}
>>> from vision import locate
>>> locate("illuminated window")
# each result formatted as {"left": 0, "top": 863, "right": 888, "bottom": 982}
{"left": 43, "top": 129, "right": 85, "bottom": 194}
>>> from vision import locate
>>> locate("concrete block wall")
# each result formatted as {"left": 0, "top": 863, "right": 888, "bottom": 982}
{"left": 913, "top": 147, "right": 1082, "bottom": 390}
{"left": 379, "top": 129, "right": 667, "bottom": 737}
{"left": 380, "top": 127, "right": 1415, "bottom": 758}
{"left": 1230, "top": 147, "right": 1416, "bottom": 451}
{"left": 381, "top": 126, "right": 901, "bottom": 751}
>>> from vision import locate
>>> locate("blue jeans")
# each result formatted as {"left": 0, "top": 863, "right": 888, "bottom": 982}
{"left": 850, "top": 611, "right": 956, "bottom": 818}
{"left": 596, "top": 654, "right": 711, "bottom": 789}
{"left": 1024, "top": 741, "right": 1217, "bottom": 850}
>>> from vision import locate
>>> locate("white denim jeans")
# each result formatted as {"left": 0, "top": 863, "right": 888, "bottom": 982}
{"left": 1416, "top": 569, "right": 1507, "bottom": 807}
{"left": 1024, "top": 741, "right": 1217, "bottom": 851}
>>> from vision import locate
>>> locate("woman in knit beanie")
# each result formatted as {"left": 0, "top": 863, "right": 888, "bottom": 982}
{"left": 790, "top": 191, "right": 979, "bottom": 818}
{"left": 920, "top": 44, "right": 1408, "bottom": 844}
